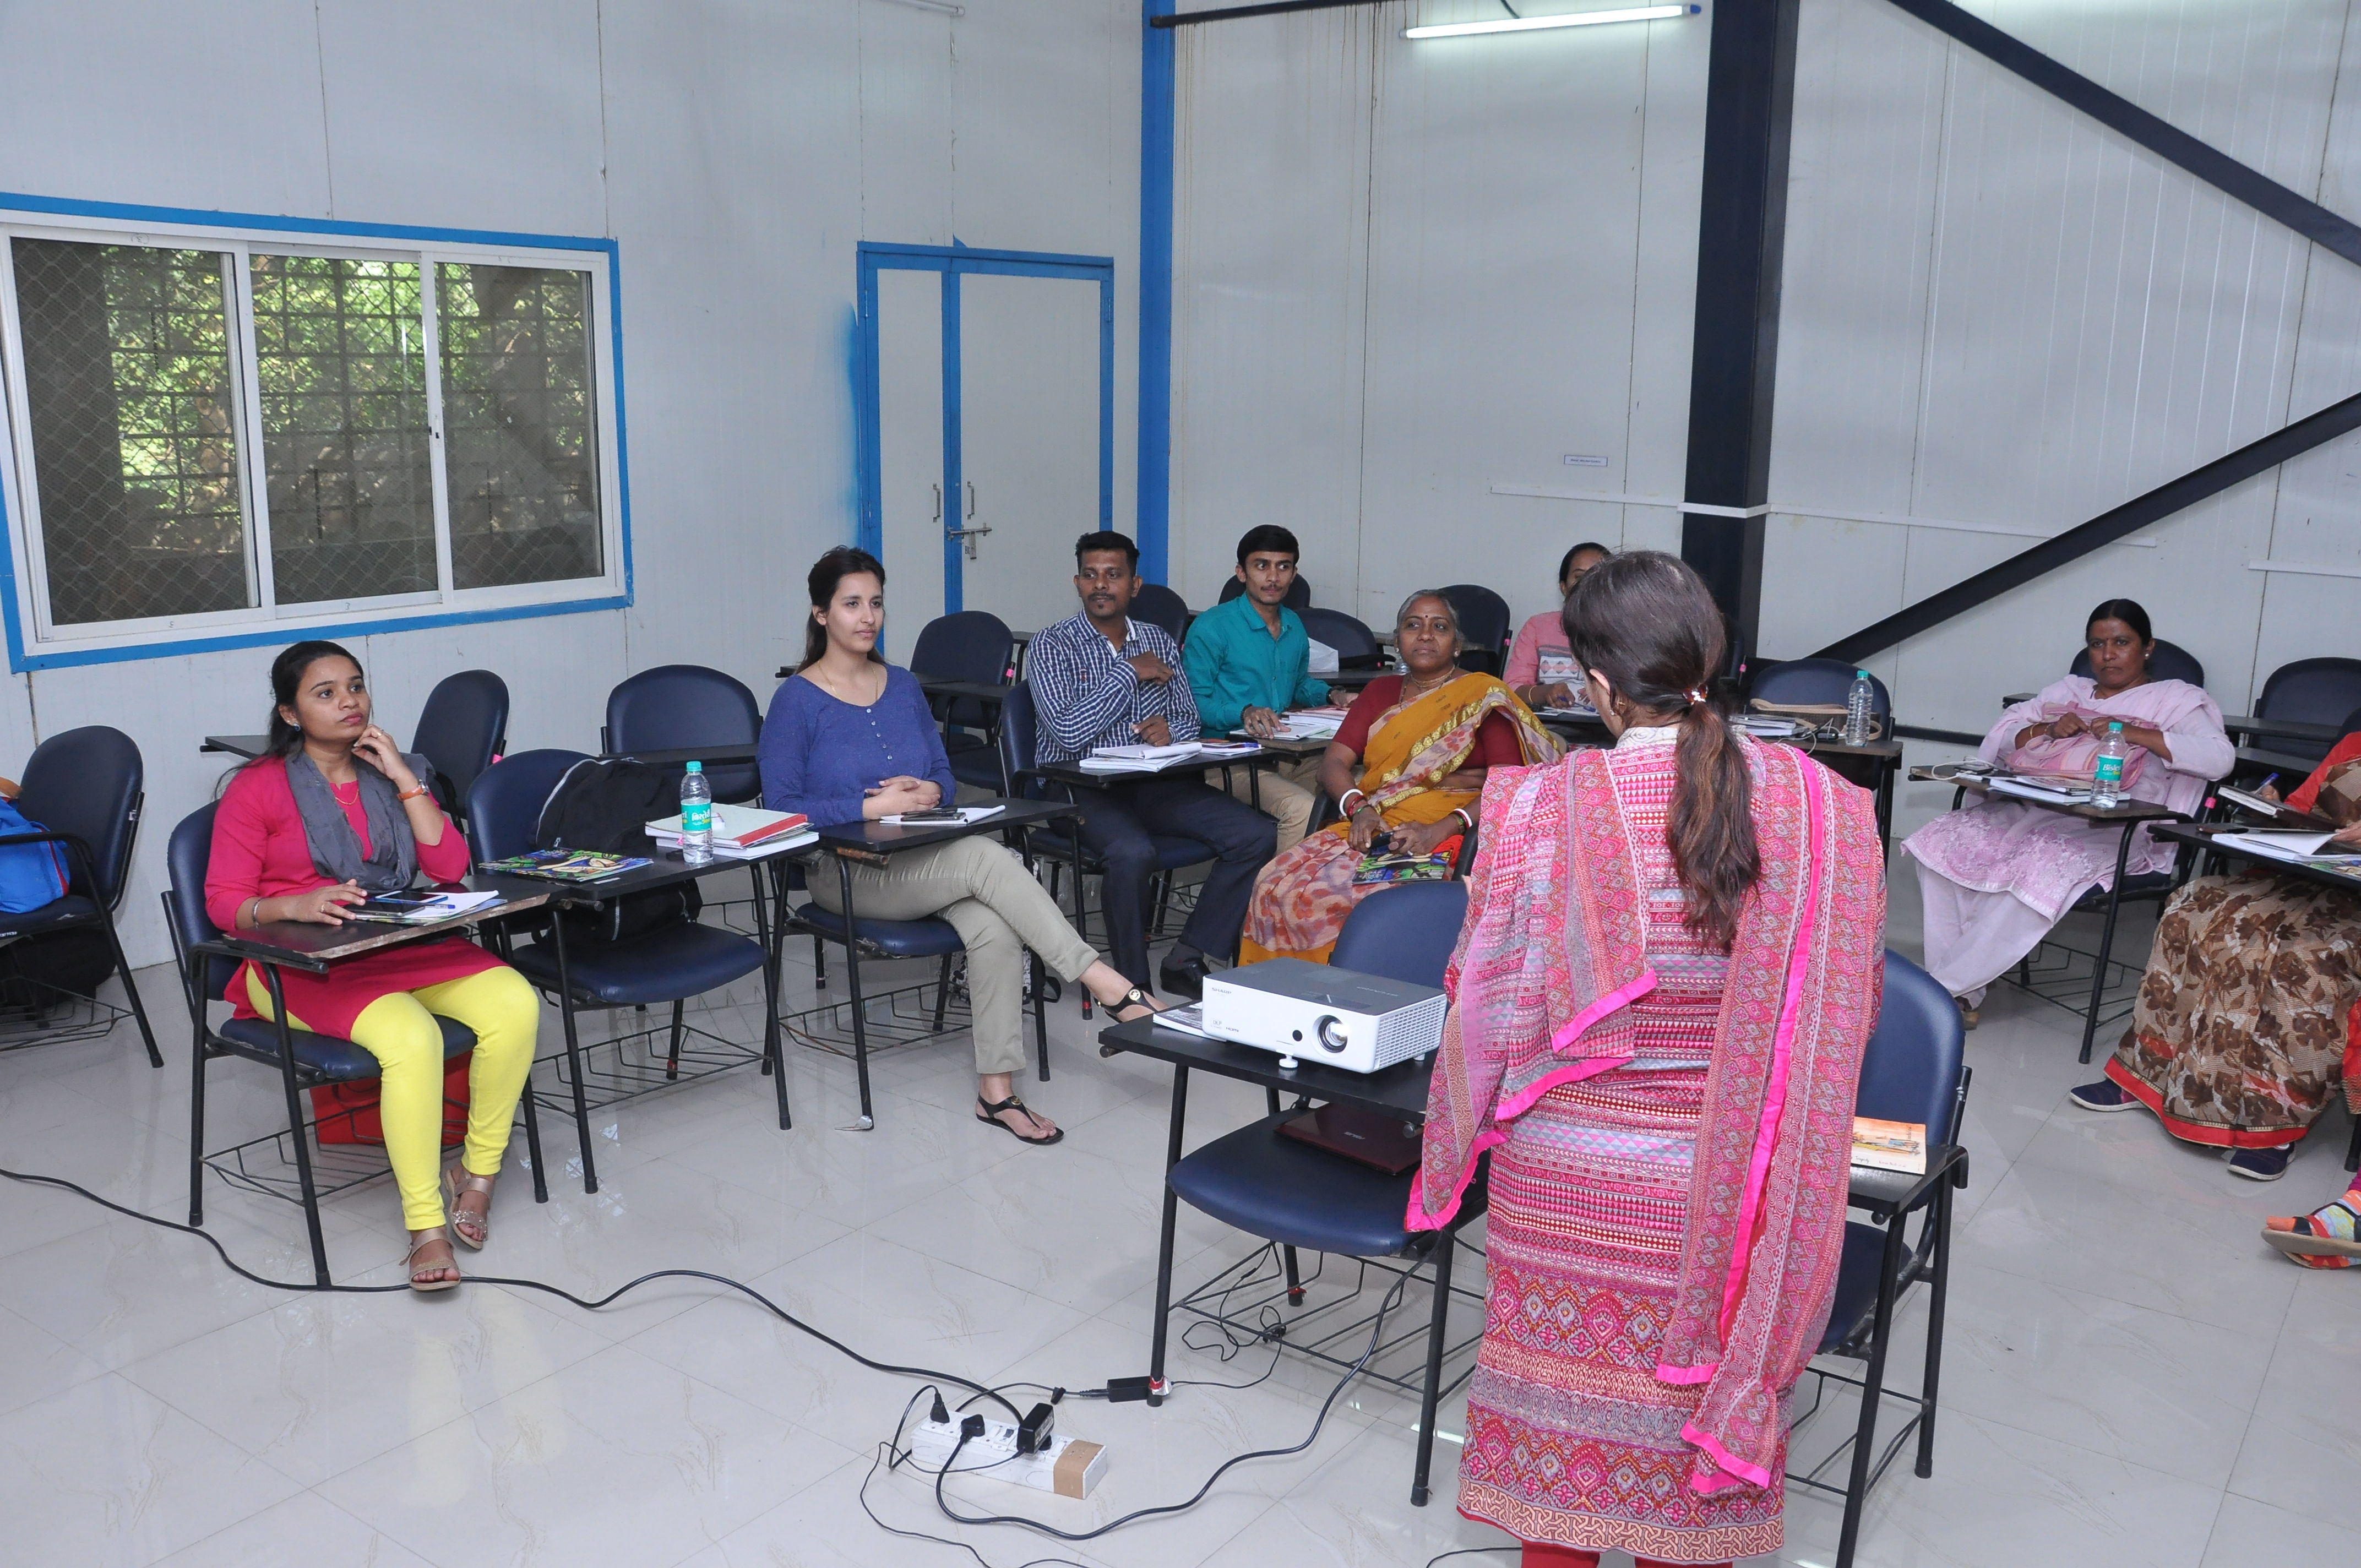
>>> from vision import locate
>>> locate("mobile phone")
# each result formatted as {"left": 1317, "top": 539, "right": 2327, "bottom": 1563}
{"left": 357, "top": 889, "right": 438, "bottom": 912}
{"left": 896, "top": 807, "right": 962, "bottom": 823}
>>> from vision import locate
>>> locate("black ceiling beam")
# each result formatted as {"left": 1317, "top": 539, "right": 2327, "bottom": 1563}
{"left": 1152, "top": 0, "right": 1389, "bottom": 28}
{"left": 1883, "top": 0, "right": 2361, "bottom": 269}
{"left": 1814, "top": 389, "right": 2361, "bottom": 665}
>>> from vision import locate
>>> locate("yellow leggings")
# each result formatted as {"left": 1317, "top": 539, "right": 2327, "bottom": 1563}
{"left": 247, "top": 966, "right": 541, "bottom": 1231}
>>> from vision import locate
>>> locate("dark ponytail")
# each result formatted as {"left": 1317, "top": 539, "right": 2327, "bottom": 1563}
{"left": 800, "top": 546, "right": 888, "bottom": 672}
{"left": 262, "top": 640, "right": 362, "bottom": 763}
{"left": 1562, "top": 551, "right": 1759, "bottom": 949}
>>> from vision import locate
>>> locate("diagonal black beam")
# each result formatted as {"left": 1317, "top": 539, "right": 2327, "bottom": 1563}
{"left": 1814, "top": 390, "right": 2361, "bottom": 665}
{"left": 1884, "top": 0, "right": 2361, "bottom": 269}
{"left": 1152, "top": 0, "right": 1386, "bottom": 26}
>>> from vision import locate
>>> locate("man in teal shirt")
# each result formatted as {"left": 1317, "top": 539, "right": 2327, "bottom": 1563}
{"left": 1184, "top": 525, "right": 1331, "bottom": 850}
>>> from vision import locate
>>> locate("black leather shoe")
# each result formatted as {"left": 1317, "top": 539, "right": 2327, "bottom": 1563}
{"left": 1158, "top": 955, "right": 1210, "bottom": 1000}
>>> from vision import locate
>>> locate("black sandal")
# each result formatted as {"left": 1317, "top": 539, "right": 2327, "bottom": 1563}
{"left": 976, "top": 1095, "right": 1064, "bottom": 1146}
{"left": 1109, "top": 987, "right": 1161, "bottom": 1025}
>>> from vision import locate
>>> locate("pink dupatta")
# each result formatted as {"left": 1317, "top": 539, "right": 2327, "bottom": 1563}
{"left": 1410, "top": 739, "right": 1886, "bottom": 1493}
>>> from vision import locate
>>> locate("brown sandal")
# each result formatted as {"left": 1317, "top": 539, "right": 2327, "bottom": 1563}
{"left": 976, "top": 1095, "right": 1064, "bottom": 1146}
{"left": 443, "top": 1166, "right": 496, "bottom": 1251}
{"left": 407, "top": 1227, "right": 461, "bottom": 1292}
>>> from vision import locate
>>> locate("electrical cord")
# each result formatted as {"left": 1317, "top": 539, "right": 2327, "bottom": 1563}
{"left": 926, "top": 1272, "right": 1411, "bottom": 1544}
{"left": 0, "top": 1164, "right": 1027, "bottom": 1424}
{"left": 1424, "top": 1550, "right": 1516, "bottom": 1568}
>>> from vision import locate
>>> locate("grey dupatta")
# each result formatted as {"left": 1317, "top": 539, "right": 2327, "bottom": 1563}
{"left": 282, "top": 752, "right": 429, "bottom": 891}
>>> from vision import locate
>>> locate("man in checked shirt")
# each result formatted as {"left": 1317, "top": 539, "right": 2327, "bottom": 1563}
{"left": 1028, "top": 532, "right": 1276, "bottom": 998}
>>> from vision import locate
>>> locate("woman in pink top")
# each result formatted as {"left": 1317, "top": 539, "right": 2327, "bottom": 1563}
{"left": 1506, "top": 541, "right": 1613, "bottom": 710}
{"left": 207, "top": 641, "right": 540, "bottom": 1291}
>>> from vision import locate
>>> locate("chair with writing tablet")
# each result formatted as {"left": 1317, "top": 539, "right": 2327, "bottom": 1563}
{"left": 1788, "top": 951, "right": 1969, "bottom": 1568}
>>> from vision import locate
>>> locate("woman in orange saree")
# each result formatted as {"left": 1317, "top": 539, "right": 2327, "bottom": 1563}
{"left": 1413, "top": 553, "right": 1886, "bottom": 1567}
{"left": 1239, "top": 590, "right": 1558, "bottom": 965}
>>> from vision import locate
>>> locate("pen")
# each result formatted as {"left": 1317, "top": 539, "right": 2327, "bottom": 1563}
{"left": 2260, "top": 773, "right": 2280, "bottom": 792}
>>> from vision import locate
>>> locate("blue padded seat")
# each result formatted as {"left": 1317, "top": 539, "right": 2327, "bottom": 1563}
{"left": 214, "top": 1012, "right": 475, "bottom": 1084}
{"left": 0, "top": 894, "right": 101, "bottom": 941}
{"left": 792, "top": 902, "right": 965, "bottom": 960}
{"left": 1168, "top": 1110, "right": 1479, "bottom": 1258}
{"left": 1818, "top": 1223, "right": 1898, "bottom": 1356}
{"left": 509, "top": 921, "right": 765, "bottom": 1006}
{"left": 1329, "top": 880, "right": 1466, "bottom": 990}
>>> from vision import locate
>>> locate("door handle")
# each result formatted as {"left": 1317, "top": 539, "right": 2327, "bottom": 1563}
{"left": 932, "top": 483, "right": 942, "bottom": 524}
{"left": 946, "top": 479, "right": 992, "bottom": 560}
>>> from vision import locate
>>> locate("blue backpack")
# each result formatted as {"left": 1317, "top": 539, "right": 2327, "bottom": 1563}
{"left": 0, "top": 798, "right": 70, "bottom": 914}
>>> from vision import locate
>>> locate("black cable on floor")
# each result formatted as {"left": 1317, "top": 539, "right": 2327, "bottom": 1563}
{"left": 0, "top": 1163, "right": 1026, "bottom": 1423}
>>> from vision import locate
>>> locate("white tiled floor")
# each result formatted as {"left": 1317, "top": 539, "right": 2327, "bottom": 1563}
{"left": 1, "top": 880, "right": 2351, "bottom": 1568}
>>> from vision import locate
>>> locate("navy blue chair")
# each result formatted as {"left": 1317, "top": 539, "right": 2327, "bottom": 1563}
{"left": 411, "top": 669, "right": 508, "bottom": 826}
{"left": 2, "top": 725, "right": 161, "bottom": 1066}
{"left": 162, "top": 803, "right": 548, "bottom": 1286}
{"left": 2251, "top": 657, "right": 2361, "bottom": 766}
{"left": 1218, "top": 575, "right": 1311, "bottom": 611}
{"left": 1329, "top": 880, "right": 1467, "bottom": 990}
{"left": 1751, "top": 657, "right": 1893, "bottom": 731}
{"left": 604, "top": 665, "right": 763, "bottom": 803}
{"left": 467, "top": 750, "right": 783, "bottom": 1189}
{"left": 1130, "top": 582, "right": 1192, "bottom": 644}
{"left": 912, "top": 611, "right": 1016, "bottom": 793}
{"left": 2070, "top": 637, "right": 2205, "bottom": 690}
{"left": 1297, "top": 606, "right": 1383, "bottom": 669}
{"left": 1437, "top": 584, "right": 1511, "bottom": 678}
{"left": 1791, "top": 952, "right": 1970, "bottom": 1568}
{"left": 996, "top": 683, "right": 1216, "bottom": 1008}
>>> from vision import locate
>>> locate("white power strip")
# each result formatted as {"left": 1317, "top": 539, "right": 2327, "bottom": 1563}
{"left": 906, "top": 1415, "right": 1107, "bottom": 1499}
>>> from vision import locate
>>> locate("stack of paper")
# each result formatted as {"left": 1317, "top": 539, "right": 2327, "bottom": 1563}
{"left": 1851, "top": 1117, "right": 1928, "bottom": 1174}
{"left": 2226, "top": 830, "right": 2340, "bottom": 863}
{"left": 1273, "top": 709, "right": 1346, "bottom": 741}
{"left": 1988, "top": 777, "right": 2093, "bottom": 805}
{"left": 646, "top": 803, "right": 809, "bottom": 851}
{"left": 1306, "top": 638, "right": 1340, "bottom": 677}
{"left": 1081, "top": 743, "right": 1206, "bottom": 774}
{"left": 350, "top": 890, "right": 504, "bottom": 925}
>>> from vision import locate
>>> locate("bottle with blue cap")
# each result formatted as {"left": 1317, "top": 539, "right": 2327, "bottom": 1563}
{"left": 679, "top": 760, "right": 713, "bottom": 864}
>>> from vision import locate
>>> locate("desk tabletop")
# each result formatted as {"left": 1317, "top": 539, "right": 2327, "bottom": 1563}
{"left": 915, "top": 677, "right": 1013, "bottom": 703}
{"left": 1907, "top": 769, "right": 2180, "bottom": 822}
{"left": 202, "top": 734, "right": 272, "bottom": 759}
{"left": 600, "top": 743, "right": 759, "bottom": 767}
{"left": 2152, "top": 823, "right": 2361, "bottom": 897}
{"left": 1096, "top": 1012, "right": 1435, "bottom": 1120}
{"left": 811, "top": 797, "right": 1078, "bottom": 857}
{"left": 2221, "top": 714, "right": 2346, "bottom": 745}
{"left": 1321, "top": 666, "right": 1391, "bottom": 689}
{"left": 221, "top": 879, "right": 556, "bottom": 970}
{"left": 1030, "top": 748, "right": 1287, "bottom": 791}
{"left": 1225, "top": 732, "right": 1331, "bottom": 758}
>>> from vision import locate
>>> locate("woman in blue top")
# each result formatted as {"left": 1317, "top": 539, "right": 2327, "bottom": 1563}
{"left": 761, "top": 547, "right": 1161, "bottom": 1145}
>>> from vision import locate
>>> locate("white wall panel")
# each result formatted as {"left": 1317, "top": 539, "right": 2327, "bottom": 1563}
{"left": 0, "top": 1, "right": 1143, "bottom": 965}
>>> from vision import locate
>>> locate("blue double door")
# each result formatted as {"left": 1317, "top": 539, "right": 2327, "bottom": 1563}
{"left": 857, "top": 243, "right": 1113, "bottom": 638}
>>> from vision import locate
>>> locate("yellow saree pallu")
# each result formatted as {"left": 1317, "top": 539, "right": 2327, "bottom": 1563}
{"left": 1239, "top": 672, "right": 1557, "bottom": 964}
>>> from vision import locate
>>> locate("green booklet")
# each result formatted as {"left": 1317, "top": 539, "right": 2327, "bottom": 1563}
{"left": 479, "top": 849, "right": 650, "bottom": 883}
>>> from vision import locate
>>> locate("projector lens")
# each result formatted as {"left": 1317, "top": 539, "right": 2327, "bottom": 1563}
{"left": 1316, "top": 1015, "right": 1348, "bottom": 1053}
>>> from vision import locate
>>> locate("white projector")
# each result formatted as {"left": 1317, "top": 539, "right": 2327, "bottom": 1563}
{"left": 1199, "top": 958, "right": 1446, "bottom": 1074}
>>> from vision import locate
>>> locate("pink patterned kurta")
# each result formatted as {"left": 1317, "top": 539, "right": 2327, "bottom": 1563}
{"left": 1416, "top": 730, "right": 1887, "bottom": 1562}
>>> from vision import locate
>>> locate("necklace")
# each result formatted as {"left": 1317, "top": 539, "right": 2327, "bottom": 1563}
{"left": 1400, "top": 668, "right": 1453, "bottom": 701}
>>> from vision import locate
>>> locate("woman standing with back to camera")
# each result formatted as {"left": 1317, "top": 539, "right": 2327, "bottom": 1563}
{"left": 206, "top": 641, "right": 542, "bottom": 1292}
{"left": 1412, "top": 553, "right": 1886, "bottom": 1566}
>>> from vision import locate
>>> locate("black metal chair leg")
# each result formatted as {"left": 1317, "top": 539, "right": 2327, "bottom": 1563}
{"left": 1147, "top": 1065, "right": 1190, "bottom": 1406}
{"left": 757, "top": 859, "right": 793, "bottom": 1130}
{"left": 1410, "top": 1233, "right": 1458, "bottom": 1507}
{"left": 839, "top": 856, "right": 875, "bottom": 1130}
{"left": 518, "top": 1063, "right": 550, "bottom": 1205}
{"left": 1836, "top": 1216, "right": 1911, "bottom": 1568}
{"left": 261, "top": 966, "right": 331, "bottom": 1287}
{"left": 813, "top": 932, "right": 827, "bottom": 988}
{"left": 2080, "top": 824, "right": 2139, "bottom": 1064}
{"left": 933, "top": 954, "right": 955, "bottom": 1031}
{"left": 665, "top": 999, "right": 686, "bottom": 1080}
{"left": 1916, "top": 1178, "right": 1955, "bottom": 1477}
{"left": 186, "top": 1036, "right": 209, "bottom": 1227}
{"left": 548, "top": 916, "right": 599, "bottom": 1194}
{"left": 99, "top": 908, "right": 163, "bottom": 1068}
{"left": 1031, "top": 951, "right": 1051, "bottom": 1082}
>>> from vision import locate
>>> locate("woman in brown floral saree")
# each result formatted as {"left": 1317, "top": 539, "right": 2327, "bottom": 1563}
{"left": 2071, "top": 729, "right": 2361, "bottom": 1181}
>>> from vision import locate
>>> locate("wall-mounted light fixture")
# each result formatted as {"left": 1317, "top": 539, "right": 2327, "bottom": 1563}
{"left": 1405, "top": 4, "right": 1699, "bottom": 39}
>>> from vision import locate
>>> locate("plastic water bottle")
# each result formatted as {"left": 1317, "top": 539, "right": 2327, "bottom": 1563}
{"left": 1842, "top": 669, "right": 1875, "bottom": 747}
{"left": 2092, "top": 722, "right": 2128, "bottom": 809}
{"left": 679, "top": 760, "right": 713, "bottom": 865}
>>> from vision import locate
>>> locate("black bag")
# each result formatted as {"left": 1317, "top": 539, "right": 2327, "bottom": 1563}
{"left": 532, "top": 759, "right": 703, "bottom": 944}
{"left": 0, "top": 929, "right": 116, "bottom": 1018}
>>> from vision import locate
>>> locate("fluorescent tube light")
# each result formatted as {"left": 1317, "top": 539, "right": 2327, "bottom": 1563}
{"left": 1406, "top": 4, "right": 1697, "bottom": 38}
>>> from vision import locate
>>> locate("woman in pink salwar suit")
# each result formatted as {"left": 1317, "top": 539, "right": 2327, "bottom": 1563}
{"left": 1414, "top": 553, "right": 1886, "bottom": 1568}
{"left": 1902, "top": 600, "right": 2232, "bottom": 1020}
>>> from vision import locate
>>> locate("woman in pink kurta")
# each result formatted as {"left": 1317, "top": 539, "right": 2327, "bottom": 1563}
{"left": 1902, "top": 600, "right": 2232, "bottom": 1017}
{"left": 208, "top": 640, "right": 541, "bottom": 1291}
{"left": 1505, "top": 541, "right": 1613, "bottom": 711}
{"left": 1415, "top": 553, "right": 1885, "bottom": 1567}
